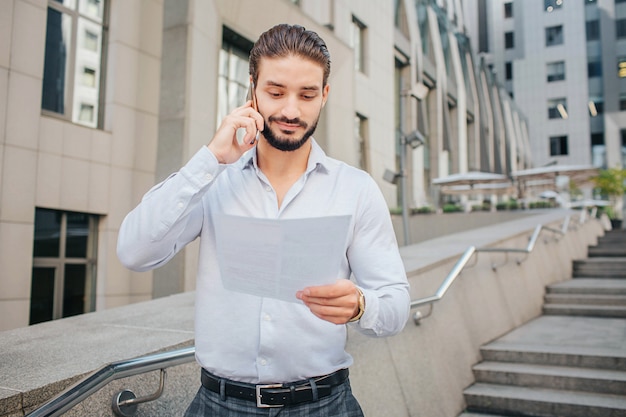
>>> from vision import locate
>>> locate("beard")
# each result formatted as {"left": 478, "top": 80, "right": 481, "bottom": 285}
{"left": 261, "top": 114, "right": 319, "bottom": 152}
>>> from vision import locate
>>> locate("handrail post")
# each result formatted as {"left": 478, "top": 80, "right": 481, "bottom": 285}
{"left": 27, "top": 347, "right": 195, "bottom": 417}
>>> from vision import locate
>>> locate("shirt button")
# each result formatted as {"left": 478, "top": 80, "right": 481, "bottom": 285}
{"left": 263, "top": 314, "right": 271, "bottom": 321}
{"left": 265, "top": 186, "right": 272, "bottom": 192}
{"left": 205, "top": 173, "right": 214, "bottom": 181}
{"left": 177, "top": 202, "right": 184, "bottom": 209}
{"left": 260, "top": 359, "right": 267, "bottom": 366}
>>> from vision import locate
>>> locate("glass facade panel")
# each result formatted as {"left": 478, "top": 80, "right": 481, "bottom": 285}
{"left": 63, "top": 264, "right": 87, "bottom": 317}
{"left": 30, "top": 267, "right": 56, "bottom": 325}
{"left": 547, "top": 61, "right": 565, "bottom": 82}
{"left": 617, "top": 19, "right": 626, "bottom": 38}
{"left": 79, "top": 0, "right": 103, "bottom": 21}
{"left": 33, "top": 208, "right": 61, "bottom": 257}
{"left": 42, "top": 0, "right": 107, "bottom": 128}
{"left": 550, "top": 135, "right": 568, "bottom": 156}
{"left": 548, "top": 98, "right": 568, "bottom": 119}
{"left": 351, "top": 16, "right": 366, "bottom": 73}
{"left": 416, "top": 0, "right": 429, "bottom": 56}
{"left": 588, "top": 58, "right": 602, "bottom": 78}
{"left": 586, "top": 20, "right": 600, "bottom": 41}
{"left": 505, "top": 32, "right": 514, "bottom": 49}
{"left": 42, "top": 8, "right": 72, "bottom": 115}
{"left": 66, "top": 212, "right": 89, "bottom": 257}
{"left": 217, "top": 27, "right": 253, "bottom": 127}
{"left": 355, "top": 114, "right": 369, "bottom": 171}
{"left": 31, "top": 208, "right": 98, "bottom": 324}
{"left": 504, "top": 2, "right": 513, "bottom": 18}
{"left": 546, "top": 25, "right": 564, "bottom": 46}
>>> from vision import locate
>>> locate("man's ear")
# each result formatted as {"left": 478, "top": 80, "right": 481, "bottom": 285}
{"left": 322, "top": 84, "right": 330, "bottom": 107}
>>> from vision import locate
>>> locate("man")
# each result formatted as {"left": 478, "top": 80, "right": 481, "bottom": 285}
{"left": 117, "top": 24, "right": 410, "bottom": 416}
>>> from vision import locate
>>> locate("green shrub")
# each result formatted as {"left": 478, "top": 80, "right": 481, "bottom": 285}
{"left": 442, "top": 203, "right": 462, "bottom": 213}
{"left": 411, "top": 206, "right": 433, "bottom": 214}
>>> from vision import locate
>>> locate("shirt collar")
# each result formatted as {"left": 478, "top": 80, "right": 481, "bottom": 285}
{"left": 241, "top": 138, "right": 332, "bottom": 175}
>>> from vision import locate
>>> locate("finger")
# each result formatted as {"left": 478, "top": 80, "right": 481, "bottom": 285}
{"left": 307, "top": 304, "right": 355, "bottom": 324}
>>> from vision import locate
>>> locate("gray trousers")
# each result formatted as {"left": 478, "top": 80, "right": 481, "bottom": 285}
{"left": 183, "top": 378, "right": 365, "bottom": 417}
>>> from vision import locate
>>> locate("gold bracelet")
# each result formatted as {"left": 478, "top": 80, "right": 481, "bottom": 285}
{"left": 348, "top": 288, "right": 365, "bottom": 322}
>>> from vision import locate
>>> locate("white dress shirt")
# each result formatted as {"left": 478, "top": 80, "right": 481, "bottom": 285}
{"left": 117, "top": 139, "right": 410, "bottom": 384}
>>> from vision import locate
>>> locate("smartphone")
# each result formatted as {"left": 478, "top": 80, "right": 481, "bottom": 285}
{"left": 246, "top": 82, "right": 260, "bottom": 144}
{"left": 247, "top": 82, "right": 258, "bottom": 111}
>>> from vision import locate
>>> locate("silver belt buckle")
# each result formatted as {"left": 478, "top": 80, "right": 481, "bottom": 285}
{"left": 255, "top": 384, "right": 284, "bottom": 408}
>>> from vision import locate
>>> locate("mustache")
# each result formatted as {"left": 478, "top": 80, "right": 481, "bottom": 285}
{"left": 267, "top": 115, "right": 307, "bottom": 128}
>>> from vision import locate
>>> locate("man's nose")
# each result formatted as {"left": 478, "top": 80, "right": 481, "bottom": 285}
{"left": 281, "top": 96, "right": 301, "bottom": 120}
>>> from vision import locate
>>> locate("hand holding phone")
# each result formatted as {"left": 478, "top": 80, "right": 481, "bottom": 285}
{"left": 208, "top": 83, "right": 264, "bottom": 164}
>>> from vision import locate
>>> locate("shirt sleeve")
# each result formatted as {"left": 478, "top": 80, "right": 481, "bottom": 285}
{"left": 117, "top": 147, "right": 223, "bottom": 271}
{"left": 347, "top": 177, "right": 411, "bottom": 337}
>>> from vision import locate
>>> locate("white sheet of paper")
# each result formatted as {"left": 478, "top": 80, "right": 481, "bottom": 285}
{"left": 215, "top": 214, "right": 352, "bottom": 303}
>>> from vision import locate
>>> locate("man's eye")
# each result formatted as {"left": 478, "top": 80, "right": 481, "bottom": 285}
{"left": 303, "top": 95, "right": 316, "bottom": 100}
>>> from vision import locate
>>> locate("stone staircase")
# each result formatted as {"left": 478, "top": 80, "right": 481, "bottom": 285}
{"left": 459, "top": 229, "right": 626, "bottom": 417}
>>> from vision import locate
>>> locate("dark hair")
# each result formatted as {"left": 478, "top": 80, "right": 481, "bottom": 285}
{"left": 249, "top": 24, "right": 331, "bottom": 86}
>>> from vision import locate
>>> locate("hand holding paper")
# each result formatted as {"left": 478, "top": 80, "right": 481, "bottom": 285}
{"left": 296, "top": 279, "right": 361, "bottom": 324}
{"left": 215, "top": 214, "right": 352, "bottom": 303}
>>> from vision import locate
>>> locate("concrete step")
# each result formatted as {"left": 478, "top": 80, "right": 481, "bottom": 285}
{"left": 588, "top": 246, "right": 626, "bottom": 257}
{"left": 458, "top": 413, "right": 509, "bottom": 417}
{"left": 480, "top": 345, "right": 626, "bottom": 371}
{"left": 573, "top": 257, "right": 626, "bottom": 278}
{"left": 544, "top": 293, "right": 626, "bottom": 306}
{"left": 480, "top": 346, "right": 626, "bottom": 371}
{"left": 464, "top": 383, "right": 626, "bottom": 417}
{"left": 546, "top": 278, "right": 626, "bottom": 295}
{"left": 543, "top": 304, "right": 626, "bottom": 318}
{"left": 472, "top": 361, "right": 626, "bottom": 395}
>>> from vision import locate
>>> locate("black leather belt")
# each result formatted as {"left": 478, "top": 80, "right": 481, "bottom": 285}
{"left": 201, "top": 368, "right": 349, "bottom": 408}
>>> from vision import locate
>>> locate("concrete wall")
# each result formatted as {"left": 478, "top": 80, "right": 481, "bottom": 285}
{"left": 0, "top": 210, "right": 604, "bottom": 417}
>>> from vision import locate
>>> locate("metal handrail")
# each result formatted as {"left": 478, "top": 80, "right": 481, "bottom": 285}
{"left": 27, "top": 346, "right": 195, "bottom": 417}
{"left": 410, "top": 213, "right": 581, "bottom": 324}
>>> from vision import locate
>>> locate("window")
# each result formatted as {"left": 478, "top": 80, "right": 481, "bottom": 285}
{"left": 617, "top": 19, "right": 626, "bottom": 38}
{"left": 546, "top": 25, "right": 564, "bottom": 46}
{"left": 591, "top": 132, "right": 605, "bottom": 168}
{"left": 504, "top": 2, "right": 513, "bottom": 18}
{"left": 355, "top": 114, "right": 369, "bottom": 171}
{"left": 548, "top": 98, "right": 568, "bottom": 119}
{"left": 588, "top": 58, "right": 602, "bottom": 78}
{"left": 505, "top": 31, "right": 514, "bottom": 49}
{"left": 79, "top": 103, "right": 94, "bottom": 123}
{"left": 351, "top": 16, "right": 367, "bottom": 73}
{"left": 82, "top": 67, "right": 96, "bottom": 87}
{"left": 505, "top": 61, "right": 512, "bottom": 80}
{"left": 217, "top": 27, "right": 253, "bottom": 127}
{"left": 550, "top": 135, "right": 569, "bottom": 156}
{"left": 586, "top": 20, "right": 600, "bottom": 41}
{"left": 41, "top": 0, "right": 108, "bottom": 129}
{"left": 545, "top": 0, "right": 563, "bottom": 12}
{"left": 618, "top": 0, "right": 626, "bottom": 4}
{"left": 547, "top": 61, "right": 565, "bottom": 82}
{"left": 30, "top": 209, "right": 99, "bottom": 325}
